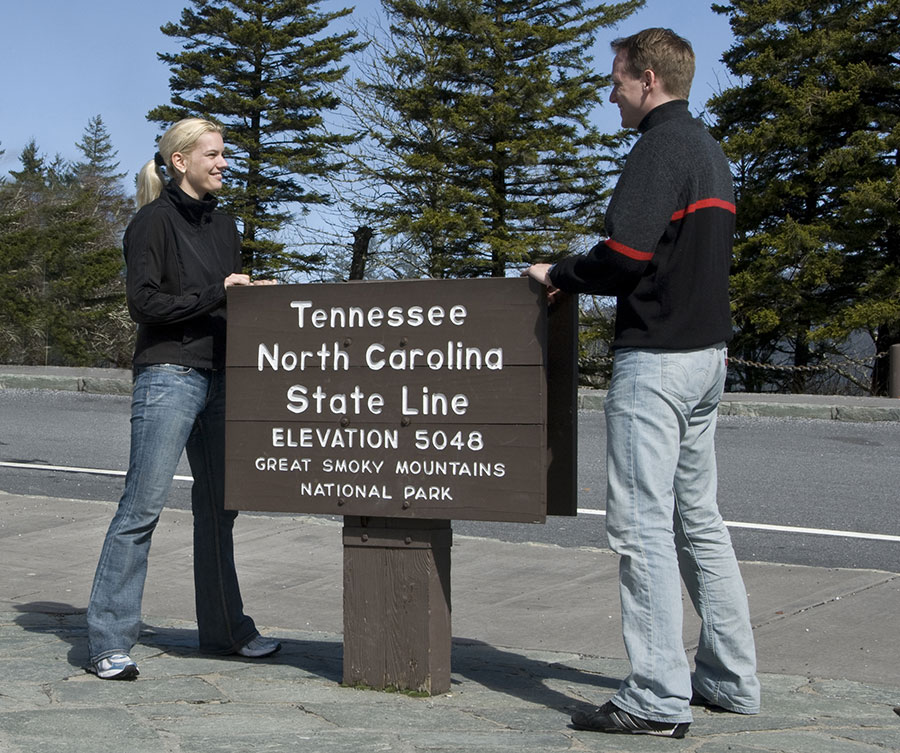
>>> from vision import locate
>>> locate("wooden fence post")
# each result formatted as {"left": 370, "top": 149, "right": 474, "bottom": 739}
{"left": 890, "top": 344, "right": 900, "bottom": 398}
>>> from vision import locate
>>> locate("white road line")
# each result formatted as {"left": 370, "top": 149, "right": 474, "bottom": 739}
{"left": 3, "top": 461, "right": 899, "bottom": 544}
{"left": 0, "top": 460, "right": 192, "bottom": 483}
{"left": 576, "top": 507, "right": 900, "bottom": 543}
{"left": 719, "top": 519, "right": 900, "bottom": 543}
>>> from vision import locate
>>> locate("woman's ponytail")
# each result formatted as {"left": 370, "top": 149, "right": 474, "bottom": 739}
{"left": 135, "top": 159, "right": 165, "bottom": 209}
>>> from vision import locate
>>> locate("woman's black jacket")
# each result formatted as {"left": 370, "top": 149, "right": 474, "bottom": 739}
{"left": 124, "top": 182, "right": 241, "bottom": 370}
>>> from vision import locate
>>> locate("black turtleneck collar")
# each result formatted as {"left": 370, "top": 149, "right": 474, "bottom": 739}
{"left": 164, "top": 180, "right": 218, "bottom": 226}
{"left": 638, "top": 99, "right": 691, "bottom": 134}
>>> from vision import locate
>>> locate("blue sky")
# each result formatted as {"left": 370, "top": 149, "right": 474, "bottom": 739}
{"left": 0, "top": 0, "right": 734, "bottom": 185}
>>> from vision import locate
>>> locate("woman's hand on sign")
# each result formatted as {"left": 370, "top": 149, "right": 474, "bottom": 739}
{"left": 224, "top": 273, "right": 251, "bottom": 288}
{"left": 224, "top": 274, "right": 279, "bottom": 289}
{"left": 522, "top": 263, "right": 563, "bottom": 304}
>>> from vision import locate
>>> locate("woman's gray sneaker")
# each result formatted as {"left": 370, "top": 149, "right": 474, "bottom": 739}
{"left": 236, "top": 635, "right": 281, "bottom": 658}
{"left": 92, "top": 653, "right": 139, "bottom": 680}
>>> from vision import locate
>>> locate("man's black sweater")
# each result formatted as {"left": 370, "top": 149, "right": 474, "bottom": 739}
{"left": 550, "top": 100, "right": 734, "bottom": 350}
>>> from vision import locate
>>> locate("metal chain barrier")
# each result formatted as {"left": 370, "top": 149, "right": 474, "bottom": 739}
{"left": 579, "top": 355, "right": 614, "bottom": 371}
{"left": 578, "top": 352, "right": 890, "bottom": 384}
{"left": 725, "top": 357, "right": 831, "bottom": 373}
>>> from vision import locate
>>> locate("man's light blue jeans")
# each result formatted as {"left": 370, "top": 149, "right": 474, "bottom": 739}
{"left": 87, "top": 364, "right": 258, "bottom": 664}
{"left": 604, "top": 345, "right": 760, "bottom": 723}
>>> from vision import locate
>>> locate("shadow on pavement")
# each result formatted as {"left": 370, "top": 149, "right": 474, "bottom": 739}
{"left": 11, "top": 601, "right": 344, "bottom": 683}
{"left": 451, "top": 637, "right": 619, "bottom": 712}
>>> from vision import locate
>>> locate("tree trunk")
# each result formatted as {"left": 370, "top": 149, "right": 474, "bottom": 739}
{"left": 871, "top": 324, "right": 900, "bottom": 396}
{"left": 350, "top": 226, "right": 373, "bottom": 281}
{"left": 791, "top": 332, "right": 810, "bottom": 394}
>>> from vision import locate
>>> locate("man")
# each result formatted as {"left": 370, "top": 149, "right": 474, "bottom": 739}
{"left": 526, "top": 28, "right": 760, "bottom": 738}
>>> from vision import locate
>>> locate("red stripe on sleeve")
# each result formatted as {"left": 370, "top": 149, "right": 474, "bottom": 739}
{"left": 606, "top": 238, "right": 654, "bottom": 261}
{"left": 670, "top": 198, "right": 736, "bottom": 222}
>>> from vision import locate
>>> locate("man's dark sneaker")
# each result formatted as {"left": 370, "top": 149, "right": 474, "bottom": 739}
{"left": 893, "top": 706, "right": 900, "bottom": 717}
{"left": 571, "top": 701, "right": 690, "bottom": 738}
{"left": 691, "top": 690, "right": 729, "bottom": 712}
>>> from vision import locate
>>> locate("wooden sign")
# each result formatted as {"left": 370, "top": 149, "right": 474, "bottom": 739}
{"left": 224, "top": 277, "right": 575, "bottom": 523}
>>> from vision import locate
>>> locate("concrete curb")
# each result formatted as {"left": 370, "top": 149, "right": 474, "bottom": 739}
{"left": 0, "top": 373, "right": 132, "bottom": 396}
{"left": 0, "top": 367, "right": 132, "bottom": 396}
{"left": 577, "top": 389, "right": 900, "bottom": 422}
{"left": 721, "top": 401, "right": 900, "bottom": 422}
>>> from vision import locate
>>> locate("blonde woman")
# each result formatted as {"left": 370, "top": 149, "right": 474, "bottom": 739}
{"left": 86, "top": 118, "right": 279, "bottom": 680}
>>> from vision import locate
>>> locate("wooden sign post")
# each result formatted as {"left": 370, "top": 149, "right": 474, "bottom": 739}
{"left": 225, "top": 278, "right": 576, "bottom": 694}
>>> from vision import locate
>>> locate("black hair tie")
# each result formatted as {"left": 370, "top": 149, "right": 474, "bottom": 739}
{"left": 154, "top": 152, "right": 166, "bottom": 169}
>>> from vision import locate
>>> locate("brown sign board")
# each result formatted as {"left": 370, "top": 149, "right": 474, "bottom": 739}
{"left": 224, "top": 277, "right": 577, "bottom": 523}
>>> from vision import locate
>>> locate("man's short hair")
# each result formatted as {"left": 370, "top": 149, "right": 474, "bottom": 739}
{"left": 611, "top": 28, "right": 695, "bottom": 100}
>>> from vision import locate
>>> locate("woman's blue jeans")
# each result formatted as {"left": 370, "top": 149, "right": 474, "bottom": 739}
{"left": 604, "top": 345, "right": 760, "bottom": 722}
{"left": 87, "top": 364, "right": 258, "bottom": 663}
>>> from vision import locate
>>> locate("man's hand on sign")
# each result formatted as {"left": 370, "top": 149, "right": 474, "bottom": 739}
{"left": 522, "top": 263, "right": 563, "bottom": 304}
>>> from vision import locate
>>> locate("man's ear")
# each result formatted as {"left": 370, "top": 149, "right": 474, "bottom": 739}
{"left": 644, "top": 68, "right": 673, "bottom": 100}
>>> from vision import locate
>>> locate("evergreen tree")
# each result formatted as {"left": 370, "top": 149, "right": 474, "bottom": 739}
{"left": 69, "top": 115, "right": 134, "bottom": 365}
{"left": 0, "top": 141, "right": 54, "bottom": 364}
{"left": 0, "top": 121, "right": 132, "bottom": 367}
{"left": 346, "top": 0, "right": 641, "bottom": 279}
{"left": 709, "top": 0, "right": 900, "bottom": 393}
{"left": 75, "top": 115, "right": 129, "bottom": 204}
{"left": 148, "top": 0, "right": 365, "bottom": 278}
{"left": 8, "top": 140, "right": 46, "bottom": 189}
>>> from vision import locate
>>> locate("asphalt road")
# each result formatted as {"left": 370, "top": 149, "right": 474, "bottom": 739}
{"left": 1, "top": 388, "right": 898, "bottom": 572}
